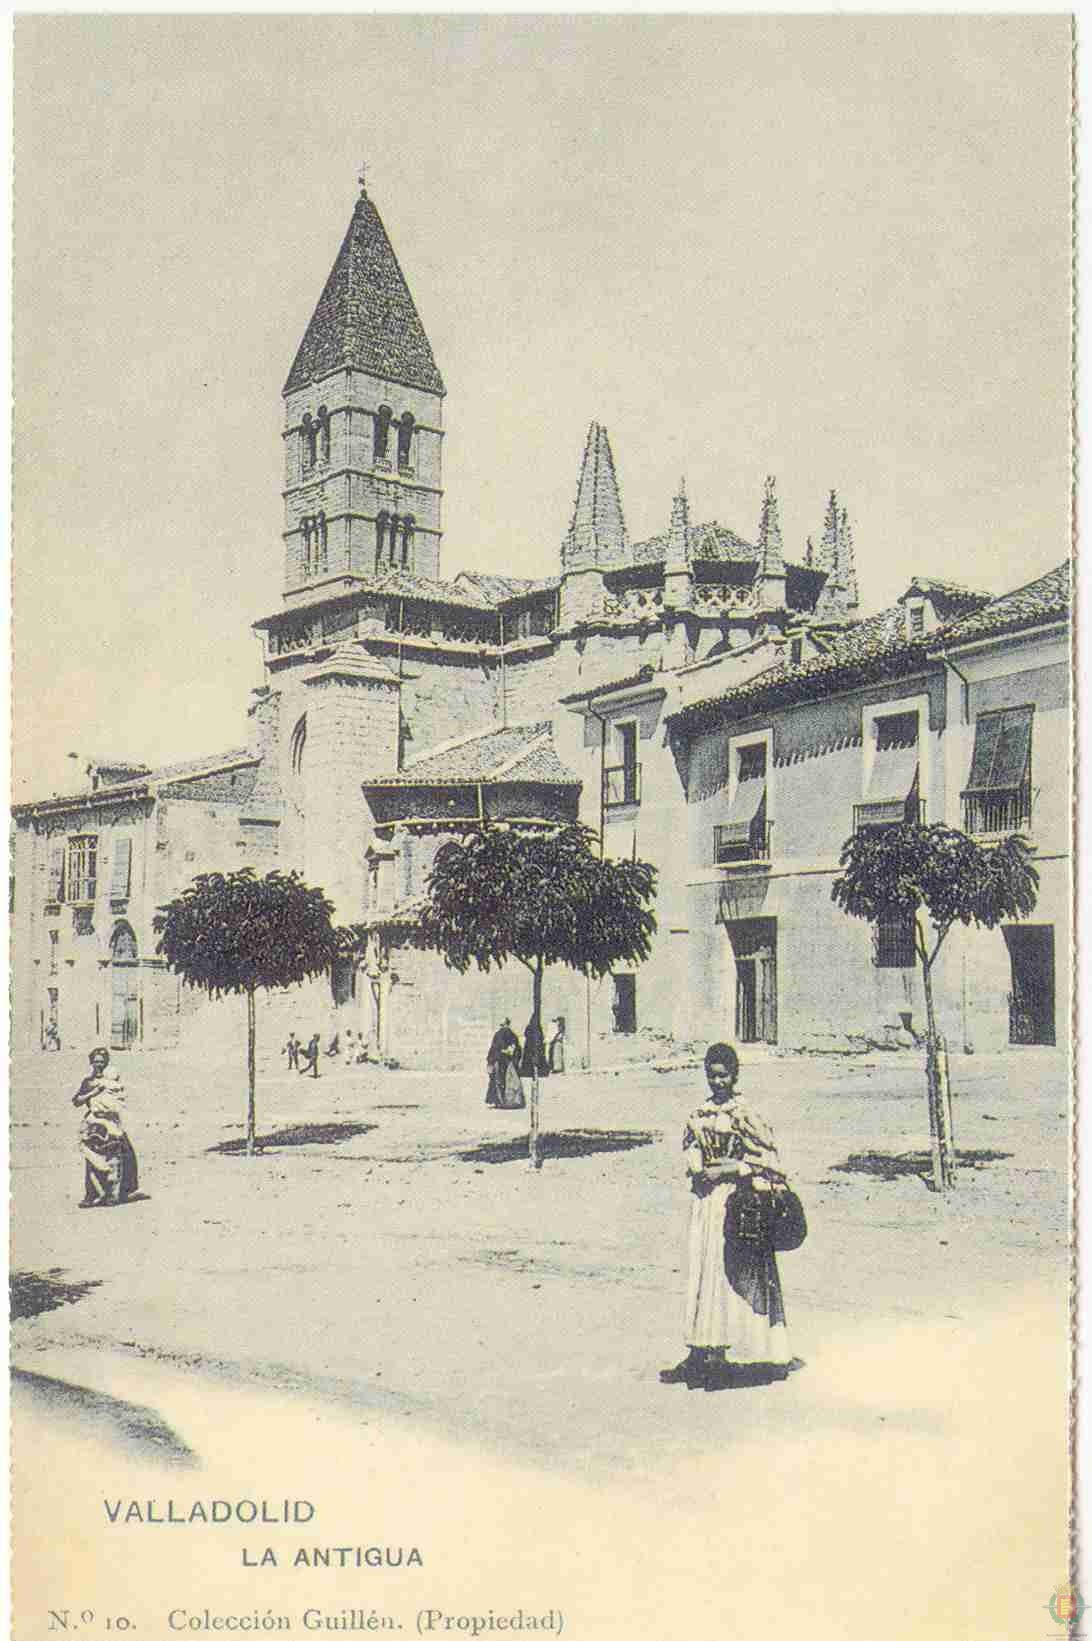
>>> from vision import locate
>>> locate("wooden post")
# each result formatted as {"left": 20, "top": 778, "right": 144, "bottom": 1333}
{"left": 246, "top": 987, "right": 257, "bottom": 1159}
{"left": 528, "top": 960, "right": 544, "bottom": 1170}
{"left": 937, "top": 1036, "right": 957, "bottom": 1189}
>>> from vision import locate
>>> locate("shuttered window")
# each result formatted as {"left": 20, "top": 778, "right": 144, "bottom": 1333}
{"left": 67, "top": 836, "right": 98, "bottom": 904}
{"left": 47, "top": 844, "right": 65, "bottom": 902}
{"left": 856, "top": 712, "right": 920, "bottom": 829}
{"left": 962, "top": 706, "right": 1033, "bottom": 834}
{"left": 110, "top": 837, "right": 132, "bottom": 899}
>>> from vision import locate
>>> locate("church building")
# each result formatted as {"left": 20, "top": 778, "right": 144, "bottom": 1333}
{"left": 11, "top": 178, "right": 1068, "bottom": 1067}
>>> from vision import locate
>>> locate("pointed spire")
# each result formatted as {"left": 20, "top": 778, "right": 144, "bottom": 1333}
{"left": 563, "top": 422, "right": 628, "bottom": 565}
{"left": 817, "top": 489, "right": 840, "bottom": 577}
{"left": 814, "top": 489, "right": 859, "bottom": 620}
{"left": 757, "top": 475, "right": 785, "bottom": 580}
{"left": 838, "top": 506, "right": 859, "bottom": 609}
{"left": 667, "top": 478, "right": 690, "bottom": 564}
{"left": 285, "top": 189, "right": 444, "bottom": 396}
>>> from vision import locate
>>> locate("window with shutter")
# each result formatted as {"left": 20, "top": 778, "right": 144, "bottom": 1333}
{"left": 67, "top": 836, "right": 98, "bottom": 904}
{"left": 47, "top": 844, "right": 65, "bottom": 903}
{"left": 110, "top": 837, "right": 132, "bottom": 900}
{"left": 962, "top": 707, "right": 1033, "bottom": 833}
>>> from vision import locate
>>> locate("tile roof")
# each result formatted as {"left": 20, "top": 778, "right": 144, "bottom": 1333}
{"left": 666, "top": 604, "right": 926, "bottom": 731}
{"left": 13, "top": 750, "right": 256, "bottom": 813}
{"left": 284, "top": 191, "right": 444, "bottom": 397}
{"left": 899, "top": 577, "right": 992, "bottom": 618}
{"left": 369, "top": 569, "right": 496, "bottom": 609}
{"left": 362, "top": 721, "right": 579, "bottom": 788}
{"left": 454, "top": 572, "right": 560, "bottom": 604}
{"left": 937, "top": 561, "right": 1070, "bottom": 646}
{"left": 631, "top": 522, "right": 758, "bottom": 567}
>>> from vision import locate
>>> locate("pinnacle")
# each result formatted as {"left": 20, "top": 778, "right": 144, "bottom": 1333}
{"left": 564, "top": 423, "right": 628, "bottom": 563}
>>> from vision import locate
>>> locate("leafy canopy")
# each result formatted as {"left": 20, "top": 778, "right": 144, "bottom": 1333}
{"left": 413, "top": 823, "right": 657, "bottom": 976}
{"left": 831, "top": 823, "right": 1039, "bottom": 934}
{"left": 155, "top": 869, "right": 340, "bottom": 996}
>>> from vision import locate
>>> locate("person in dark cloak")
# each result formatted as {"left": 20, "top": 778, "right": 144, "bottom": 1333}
{"left": 485, "top": 1018, "right": 525, "bottom": 1109}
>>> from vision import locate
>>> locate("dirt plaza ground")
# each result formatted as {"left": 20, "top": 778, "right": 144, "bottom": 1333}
{"left": 10, "top": 1035, "right": 1072, "bottom": 1639}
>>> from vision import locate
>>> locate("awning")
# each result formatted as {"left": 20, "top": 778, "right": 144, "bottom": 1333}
{"left": 963, "top": 706, "right": 1033, "bottom": 796}
{"left": 865, "top": 742, "right": 919, "bottom": 804}
{"left": 857, "top": 742, "right": 919, "bottom": 828}
{"left": 718, "top": 776, "right": 766, "bottom": 846}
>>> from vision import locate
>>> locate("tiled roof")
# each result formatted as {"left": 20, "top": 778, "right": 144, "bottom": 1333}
{"left": 369, "top": 570, "right": 496, "bottom": 610}
{"left": 284, "top": 190, "right": 444, "bottom": 397}
{"left": 362, "top": 721, "right": 579, "bottom": 789}
{"left": 13, "top": 749, "right": 256, "bottom": 814}
{"left": 900, "top": 577, "right": 991, "bottom": 618}
{"left": 631, "top": 522, "right": 758, "bottom": 567}
{"left": 559, "top": 664, "right": 663, "bottom": 705}
{"left": 454, "top": 572, "right": 560, "bottom": 604}
{"left": 666, "top": 604, "right": 925, "bottom": 732}
{"left": 937, "top": 562, "right": 1070, "bottom": 646}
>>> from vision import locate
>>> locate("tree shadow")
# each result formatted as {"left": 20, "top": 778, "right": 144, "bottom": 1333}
{"left": 12, "top": 1368, "right": 198, "bottom": 1467}
{"left": 830, "top": 1148, "right": 1014, "bottom": 1184}
{"left": 11, "top": 1268, "right": 103, "bottom": 1320}
{"left": 457, "top": 1129, "right": 658, "bottom": 1165}
{"left": 209, "top": 1121, "right": 377, "bottom": 1155}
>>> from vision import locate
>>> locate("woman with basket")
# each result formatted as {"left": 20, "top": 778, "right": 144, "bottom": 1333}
{"left": 661, "top": 1042, "right": 804, "bottom": 1389}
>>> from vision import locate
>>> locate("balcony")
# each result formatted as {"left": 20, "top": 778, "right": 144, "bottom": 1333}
{"left": 603, "top": 764, "right": 641, "bottom": 808}
{"left": 714, "top": 823, "right": 772, "bottom": 867}
{"left": 962, "top": 787, "right": 1032, "bottom": 837}
{"left": 853, "top": 798, "right": 925, "bottom": 835}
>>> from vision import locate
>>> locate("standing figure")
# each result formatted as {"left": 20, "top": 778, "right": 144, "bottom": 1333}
{"left": 298, "top": 1033, "right": 321, "bottom": 1078}
{"left": 343, "top": 1028, "right": 357, "bottom": 1068}
{"left": 521, "top": 1013, "right": 549, "bottom": 1080}
{"left": 72, "top": 1047, "right": 139, "bottom": 1208}
{"left": 485, "top": 1018, "right": 525, "bottom": 1109}
{"left": 283, "top": 1031, "right": 300, "bottom": 1071}
{"left": 547, "top": 1016, "right": 566, "bottom": 1075}
{"left": 43, "top": 1021, "right": 61, "bottom": 1052}
{"left": 662, "top": 1043, "right": 792, "bottom": 1388}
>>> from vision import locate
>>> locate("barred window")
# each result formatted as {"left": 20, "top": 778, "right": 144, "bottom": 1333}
{"left": 737, "top": 742, "right": 767, "bottom": 782}
{"left": 874, "top": 910, "right": 916, "bottom": 969}
{"left": 67, "top": 835, "right": 98, "bottom": 904}
{"left": 875, "top": 711, "right": 918, "bottom": 751}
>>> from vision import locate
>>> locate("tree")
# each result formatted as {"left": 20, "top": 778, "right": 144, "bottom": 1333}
{"left": 831, "top": 823, "right": 1038, "bottom": 1193}
{"left": 412, "top": 823, "right": 657, "bottom": 1169}
{"left": 155, "top": 869, "right": 340, "bottom": 1157}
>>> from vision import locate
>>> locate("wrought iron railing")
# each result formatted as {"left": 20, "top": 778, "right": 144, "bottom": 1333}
{"left": 853, "top": 798, "right": 925, "bottom": 834}
{"left": 963, "top": 787, "right": 1032, "bottom": 836}
{"left": 603, "top": 764, "right": 641, "bottom": 807}
{"left": 713, "top": 823, "right": 772, "bottom": 865}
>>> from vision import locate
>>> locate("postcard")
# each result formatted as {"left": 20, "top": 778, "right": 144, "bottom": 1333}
{"left": 10, "top": 16, "right": 1075, "bottom": 1641}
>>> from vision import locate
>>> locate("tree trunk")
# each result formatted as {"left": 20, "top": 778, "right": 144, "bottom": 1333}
{"left": 919, "top": 954, "right": 955, "bottom": 1193}
{"left": 528, "top": 960, "right": 544, "bottom": 1171}
{"left": 246, "top": 987, "right": 257, "bottom": 1159}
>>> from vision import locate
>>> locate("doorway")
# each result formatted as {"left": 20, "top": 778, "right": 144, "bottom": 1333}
{"left": 110, "top": 924, "right": 140, "bottom": 1049}
{"left": 727, "top": 918, "right": 778, "bottom": 1044}
{"left": 612, "top": 973, "right": 637, "bottom": 1034}
{"left": 1003, "top": 925, "right": 1055, "bottom": 1046}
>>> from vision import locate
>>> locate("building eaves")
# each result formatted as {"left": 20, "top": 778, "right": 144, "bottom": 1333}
{"left": 932, "top": 561, "right": 1070, "bottom": 649}
{"left": 12, "top": 749, "right": 258, "bottom": 817}
{"left": 664, "top": 605, "right": 933, "bottom": 734}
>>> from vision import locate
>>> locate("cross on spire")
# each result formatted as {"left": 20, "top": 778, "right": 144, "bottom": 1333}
{"left": 357, "top": 160, "right": 368, "bottom": 196}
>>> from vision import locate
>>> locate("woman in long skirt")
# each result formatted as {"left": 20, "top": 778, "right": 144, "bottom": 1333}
{"left": 73, "top": 1047, "right": 139, "bottom": 1208}
{"left": 662, "top": 1042, "right": 791, "bottom": 1387}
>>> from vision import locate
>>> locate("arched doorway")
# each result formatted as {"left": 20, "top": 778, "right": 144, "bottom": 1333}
{"left": 110, "top": 924, "right": 140, "bottom": 1049}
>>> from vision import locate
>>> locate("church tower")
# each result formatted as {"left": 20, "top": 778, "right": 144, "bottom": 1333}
{"left": 281, "top": 174, "right": 445, "bottom": 593}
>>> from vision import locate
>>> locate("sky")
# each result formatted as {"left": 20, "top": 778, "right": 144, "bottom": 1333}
{"left": 11, "top": 14, "right": 1073, "bottom": 802}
